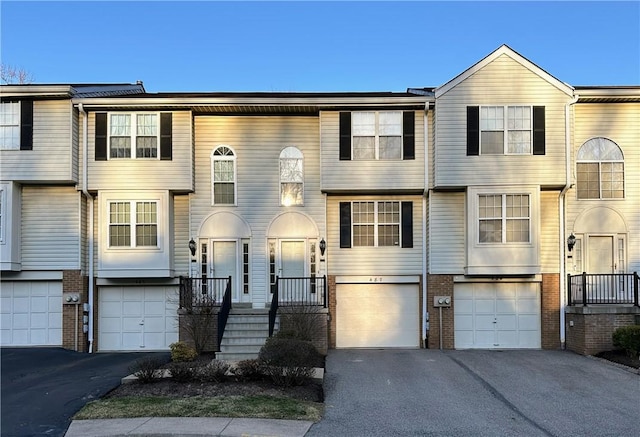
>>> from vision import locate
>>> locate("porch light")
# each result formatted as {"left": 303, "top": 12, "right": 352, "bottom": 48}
{"left": 567, "top": 233, "right": 576, "bottom": 252}
{"left": 188, "top": 238, "right": 196, "bottom": 256}
{"left": 319, "top": 238, "right": 326, "bottom": 256}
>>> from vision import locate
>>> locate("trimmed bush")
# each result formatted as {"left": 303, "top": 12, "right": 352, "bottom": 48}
{"left": 258, "top": 337, "right": 320, "bottom": 386}
{"left": 232, "top": 359, "right": 265, "bottom": 381}
{"left": 168, "top": 361, "right": 199, "bottom": 382}
{"left": 169, "top": 341, "right": 198, "bottom": 362}
{"left": 129, "top": 357, "right": 163, "bottom": 384}
{"left": 612, "top": 325, "right": 640, "bottom": 357}
{"left": 197, "top": 360, "right": 230, "bottom": 383}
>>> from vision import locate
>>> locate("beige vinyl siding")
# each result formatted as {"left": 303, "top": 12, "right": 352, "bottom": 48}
{"left": 71, "top": 106, "right": 79, "bottom": 182}
{"left": 0, "top": 100, "right": 74, "bottom": 183}
{"left": 435, "top": 54, "right": 571, "bottom": 188}
{"left": 567, "top": 103, "right": 640, "bottom": 273}
{"left": 320, "top": 111, "right": 426, "bottom": 192}
{"left": 192, "top": 116, "right": 324, "bottom": 304}
{"left": 85, "top": 111, "right": 192, "bottom": 191}
{"left": 22, "top": 186, "right": 80, "bottom": 269}
{"left": 173, "top": 194, "right": 190, "bottom": 276}
{"left": 429, "top": 191, "right": 465, "bottom": 273}
{"left": 540, "top": 191, "right": 560, "bottom": 273}
{"left": 327, "top": 195, "right": 423, "bottom": 276}
{"left": 429, "top": 109, "right": 436, "bottom": 189}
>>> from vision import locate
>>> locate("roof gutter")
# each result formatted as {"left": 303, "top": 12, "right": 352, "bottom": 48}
{"left": 78, "top": 103, "right": 95, "bottom": 353}
{"left": 559, "top": 93, "right": 579, "bottom": 348}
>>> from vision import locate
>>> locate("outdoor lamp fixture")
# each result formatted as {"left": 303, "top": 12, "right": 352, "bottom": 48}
{"left": 319, "top": 238, "right": 326, "bottom": 256}
{"left": 188, "top": 238, "right": 196, "bottom": 257}
{"left": 567, "top": 233, "right": 576, "bottom": 252}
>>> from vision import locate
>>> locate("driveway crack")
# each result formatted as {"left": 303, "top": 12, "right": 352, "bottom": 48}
{"left": 447, "top": 355, "right": 556, "bottom": 437}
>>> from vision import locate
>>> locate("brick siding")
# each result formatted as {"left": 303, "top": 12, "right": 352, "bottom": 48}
{"left": 541, "top": 273, "right": 561, "bottom": 349}
{"left": 62, "top": 270, "right": 88, "bottom": 352}
{"left": 426, "top": 274, "right": 455, "bottom": 349}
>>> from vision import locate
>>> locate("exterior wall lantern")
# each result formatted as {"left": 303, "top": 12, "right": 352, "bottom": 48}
{"left": 319, "top": 238, "right": 326, "bottom": 256}
{"left": 567, "top": 233, "right": 576, "bottom": 252}
{"left": 188, "top": 238, "right": 197, "bottom": 257}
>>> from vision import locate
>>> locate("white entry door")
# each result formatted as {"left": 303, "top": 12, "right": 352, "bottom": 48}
{"left": 280, "top": 241, "right": 306, "bottom": 302}
{"left": 588, "top": 236, "right": 614, "bottom": 274}
{"left": 212, "top": 241, "right": 238, "bottom": 302}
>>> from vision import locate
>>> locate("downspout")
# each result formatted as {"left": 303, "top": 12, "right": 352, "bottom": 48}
{"left": 559, "top": 94, "right": 579, "bottom": 348}
{"left": 78, "top": 103, "right": 95, "bottom": 353}
{"left": 423, "top": 103, "right": 429, "bottom": 347}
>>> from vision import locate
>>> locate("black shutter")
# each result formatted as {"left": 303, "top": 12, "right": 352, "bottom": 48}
{"left": 401, "top": 202, "right": 413, "bottom": 248}
{"left": 533, "top": 106, "right": 545, "bottom": 155}
{"left": 403, "top": 111, "right": 415, "bottom": 160}
{"left": 95, "top": 113, "right": 108, "bottom": 161}
{"left": 160, "top": 113, "right": 172, "bottom": 160}
{"left": 339, "top": 112, "right": 351, "bottom": 160}
{"left": 467, "top": 106, "right": 479, "bottom": 156}
{"left": 339, "top": 202, "right": 351, "bottom": 248}
{"left": 20, "top": 100, "right": 33, "bottom": 150}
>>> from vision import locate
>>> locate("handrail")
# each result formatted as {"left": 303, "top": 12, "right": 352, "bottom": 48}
{"left": 217, "top": 276, "right": 233, "bottom": 347}
{"left": 276, "top": 275, "right": 327, "bottom": 307}
{"left": 568, "top": 272, "right": 639, "bottom": 306}
{"left": 268, "top": 277, "right": 279, "bottom": 337}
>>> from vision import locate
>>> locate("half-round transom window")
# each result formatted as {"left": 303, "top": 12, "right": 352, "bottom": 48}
{"left": 576, "top": 138, "right": 624, "bottom": 199}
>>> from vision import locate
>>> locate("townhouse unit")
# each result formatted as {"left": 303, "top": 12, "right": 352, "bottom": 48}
{"left": 1, "top": 45, "right": 637, "bottom": 354}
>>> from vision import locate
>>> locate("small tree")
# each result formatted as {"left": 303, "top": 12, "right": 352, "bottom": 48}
{"left": 1, "top": 64, "right": 34, "bottom": 84}
{"left": 179, "top": 294, "right": 218, "bottom": 355}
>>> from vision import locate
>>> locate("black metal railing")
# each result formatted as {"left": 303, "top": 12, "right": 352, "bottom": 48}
{"left": 179, "top": 276, "right": 231, "bottom": 310}
{"left": 217, "top": 277, "right": 232, "bottom": 347}
{"left": 568, "top": 272, "right": 639, "bottom": 306}
{"left": 268, "top": 275, "right": 327, "bottom": 337}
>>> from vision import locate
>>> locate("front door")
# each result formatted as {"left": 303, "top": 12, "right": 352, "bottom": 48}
{"left": 588, "top": 236, "right": 614, "bottom": 300}
{"left": 212, "top": 241, "right": 238, "bottom": 302}
{"left": 279, "top": 240, "right": 306, "bottom": 302}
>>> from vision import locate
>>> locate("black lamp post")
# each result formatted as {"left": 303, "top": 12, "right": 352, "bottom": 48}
{"left": 188, "top": 238, "right": 196, "bottom": 257}
{"left": 319, "top": 238, "right": 326, "bottom": 256}
{"left": 567, "top": 233, "right": 576, "bottom": 252}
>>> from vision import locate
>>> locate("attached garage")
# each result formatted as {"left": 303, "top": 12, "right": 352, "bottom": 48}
{"left": 98, "top": 285, "right": 178, "bottom": 351}
{"left": 454, "top": 282, "right": 540, "bottom": 349}
{"left": 0, "top": 281, "right": 63, "bottom": 346}
{"left": 336, "top": 282, "right": 420, "bottom": 348}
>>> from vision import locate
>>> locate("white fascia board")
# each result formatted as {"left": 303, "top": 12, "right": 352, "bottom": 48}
{"left": 0, "top": 85, "right": 73, "bottom": 98}
{"left": 435, "top": 45, "right": 574, "bottom": 98}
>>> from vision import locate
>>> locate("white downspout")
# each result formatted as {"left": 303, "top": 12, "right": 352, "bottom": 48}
{"left": 423, "top": 104, "right": 429, "bottom": 347}
{"left": 79, "top": 103, "right": 95, "bottom": 353}
{"left": 559, "top": 94, "right": 579, "bottom": 348}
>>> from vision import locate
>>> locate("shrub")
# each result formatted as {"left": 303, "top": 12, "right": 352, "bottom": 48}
{"left": 196, "top": 360, "right": 230, "bottom": 383}
{"left": 278, "top": 306, "right": 325, "bottom": 343}
{"left": 168, "top": 361, "right": 198, "bottom": 382}
{"left": 170, "top": 341, "right": 198, "bottom": 362}
{"left": 231, "top": 359, "right": 265, "bottom": 381}
{"left": 612, "top": 325, "right": 640, "bottom": 357}
{"left": 129, "top": 356, "right": 163, "bottom": 384}
{"left": 258, "top": 337, "right": 320, "bottom": 386}
{"left": 180, "top": 297, "right": 217, "bottom": 354}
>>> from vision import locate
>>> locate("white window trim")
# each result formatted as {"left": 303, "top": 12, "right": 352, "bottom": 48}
{"left": 211, "top": 145, "right": 237, "bottom": 206}
{"left": 0, "top": 101, "right": 21, "bottom": 150}
{"left": 107, "top": 200, "right": 159, "bottom": 249}
{"left": 0, "top": 187, "right": 5, "bottom": 244}
{"left": 479, "top": 105, "right": 533, "bottom": 155}
{"left": 279, "top": 146, "right": 304, "bottom": 206}
{"left": 477, "top": 193, "right": 531, "bottom": 244}
{"left": 576, "top": 138, "right": 626, "bottom": 200}
{"left": 352, "top": 200, "right": 401, "bottom": 247}
{"left": 107, "top": 112, "right": 160, "bottom": 160}
{"left": 352, "top": 111, "right": 403, "bottom": 161}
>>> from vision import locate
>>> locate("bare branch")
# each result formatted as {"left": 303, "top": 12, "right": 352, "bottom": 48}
{"left": 1, "top": 63, "right": 35, "bottom": 84}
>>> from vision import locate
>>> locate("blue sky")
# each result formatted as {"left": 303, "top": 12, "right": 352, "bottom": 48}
{"left": 1, "top": 1, "right": 639, "bottom": 92}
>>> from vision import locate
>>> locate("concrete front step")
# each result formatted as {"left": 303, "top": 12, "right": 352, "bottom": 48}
{"left": 215, "top": 352, "right": 264, "bottom": 362}
{"left": 217, "top": 309, "right": 278, "bottom": 360}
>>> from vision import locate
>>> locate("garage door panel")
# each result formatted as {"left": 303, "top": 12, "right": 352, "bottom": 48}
{"left": 475, "top": 315, "right": 496, "bottom": 330}
{"left": 13, "top": 297, "right": 29, "bottom": 313}
{"left": 336, "top": 283, "right": 419, "bottom": 348}
{"left": 496, "top": 314, "right": 517, "bottom": 330}
{"left": 517, "top": 299, "right": 538, "bottom": 313}
{"left": 518, "top": 314, "right": 540, "bottom": 330}
{"left": 475, "top": 299, "right": 495, "bottom": 314}
{"left": 123, "top": 301, "right": 143, "bottom": 316}
{"left": 454, "top": 314, "right": 474, "bottom": 330}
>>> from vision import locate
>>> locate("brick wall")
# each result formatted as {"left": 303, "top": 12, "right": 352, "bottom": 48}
{"left": 427, "top": 274, "right": 454, "bottom": 349}
{"left": 541, "top": 273, "right": 561, "bottom": 349}
{"left": 62, "top": 270, "right": 88, "bottom": 352}
{"left": 178, "top": 309, "right": 220, "bottom": 353}
{"left": 566, "top": 307, "right": 640, "bottom": 355}
{"left": 328, "top": 275, "right": 337, "bottom": 349}
{"left": 279, "top": 307, "right": 329, "bottom": 355}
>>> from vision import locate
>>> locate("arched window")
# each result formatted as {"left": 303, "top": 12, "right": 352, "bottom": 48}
{"left": 211, "top": 146, "right": 236, "bottom": 205}
{"left": 279, "top": 147, "right": 303, "bottom": 206}
{"left": 576, "top": 138, "right": 624, "bottom": 199}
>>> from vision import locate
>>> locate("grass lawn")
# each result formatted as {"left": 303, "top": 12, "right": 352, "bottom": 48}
{"left": 74, "top": 395, "right": 323, "bottom": 422}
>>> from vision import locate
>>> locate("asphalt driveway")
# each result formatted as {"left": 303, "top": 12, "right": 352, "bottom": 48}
{"left": 0, "top": 347, "right": 169, "bottom": 437}
{"left": 308, "top": 349, "right": 639, "bottom": 437}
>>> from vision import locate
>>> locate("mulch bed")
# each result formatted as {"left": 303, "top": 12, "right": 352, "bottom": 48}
{"left": 595, "top": 350, "right": 640, "bottom": 370}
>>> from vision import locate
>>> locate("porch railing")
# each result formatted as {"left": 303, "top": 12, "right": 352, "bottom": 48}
{"left": 217, "top": 277, "right": 232, "bottom": 347}
{"left": 179, "top": 276, "right": 231, "bottom": 310}
{"left": 268, "top": 275, "right": 327, "bottom": 337}
{"left": 568, "top": 272, "right": 639, "bottom": 306}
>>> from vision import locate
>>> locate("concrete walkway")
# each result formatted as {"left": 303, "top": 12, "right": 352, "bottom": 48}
{"left": 65, "top": 417, "right": 313, "bottom": 437}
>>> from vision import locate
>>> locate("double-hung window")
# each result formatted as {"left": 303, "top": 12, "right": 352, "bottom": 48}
{"left": 211, "top": 146, "right": 236, "bottom": 205}
{"left": 352, "top": 111, "right": 402, "bottom": 160}
{"left": 576, "top": 137, "right": 624, "bottom": 199}
{"left": 109, "top": 113, "right": 158, "bottom": 158}
{"left": 109, "top": 201, "right": 158, "bottom": 248}
{"left": 279, "top": 146, "right": 303, "bottom": 206}
{"left": 341, "top": 201, "right": 412, "bottom": 248}
{"left": 0, "top": 102, "right": 20, "bottom": 150}
{"left": 478, "top": 194, "right": 530, "bottom": 243}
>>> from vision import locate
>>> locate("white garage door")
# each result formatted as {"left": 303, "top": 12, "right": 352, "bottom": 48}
{"left": 99, "top": 286, "right": 178, "bottom": 351}
{"left": 336, "top": 283, "right": 419, "bottom": 348}
{"left": 454, "top": 282, "right": 540, "bottom": 349}
{"left": 0, "top": 281, "right": 62, "bottom": 346}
